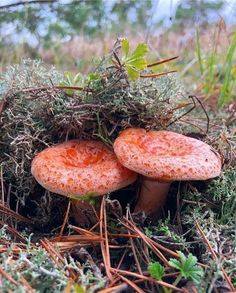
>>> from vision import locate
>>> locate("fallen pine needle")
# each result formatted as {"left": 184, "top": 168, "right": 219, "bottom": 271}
{"left": 115, "top": 272, "right": 145, "bottom": 293}
{"left": 111, "top": 268, "right": 185, "bottom": 292}
{"left": 0, "top": 266, "right": 18, "bottom": 286}
{"left": 100, "top": 196, "right": 113, "bottom": 281}
{"left": 58, "top": 200, "right": 71, "bottom": 239}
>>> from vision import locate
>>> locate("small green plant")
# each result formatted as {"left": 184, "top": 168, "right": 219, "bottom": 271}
{"left": 148, "top": 261, "right": 165, "bottom": 281}
{"left": 60, "top": 71, "right": 84, "bottom": 95}
{"left": 169, "top": 251, "right": 204, "bottom": 285}
{"left": 145, "top": 219, "right": 187, "bottom": 246}
{"left": 195, "top": 27, "right": 236, "bottom": 107}
{"left": 121, "top": 38, "right": 148, "bottom": 80}
{"left": 218, "top": 31, "right": 236, "bottom": 107}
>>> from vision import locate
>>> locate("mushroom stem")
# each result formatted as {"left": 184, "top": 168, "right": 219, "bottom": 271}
{"left": 134, "top": 177, "right": 171, "bottom": 218}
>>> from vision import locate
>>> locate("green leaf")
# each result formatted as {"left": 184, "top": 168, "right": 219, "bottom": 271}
{"left": 128, "top": 43, "right": 148, "bottom": 61}
{"left": 128, "top": 57, "right": 147, "bottom": 70}
{"left": 121, "top": 40, "right": 149, "bottom": 80}
{"left": 148, "top": 262, "right": 165, "bottom": 281}
{"left": 74, "top": 284, "right": 86, "bottom": 293}
{"left": 126, "top": 65, "right": 140, "bottom": 80}
{"left": 218, "top": 31, "right": 236, "bottom": 107}
{"left": 73, "top": 72, "right": 82, "bottom": 85}
{"left": 168, "top": 258, "right": 181, "bottom": 270}
{"left": 67, "top": 192, "right": 97, "bottom": 205}
{"left": 87, "top": 72, "right": 100, "bottom": 81}
{"left": 169, "top": 251, "right": 204, "bottom": 284}
{"left": 121, "top": 38, "right": 129, "bottom": 58}
{"left": 64, "top": 71, "right": 73, "bottom": 85}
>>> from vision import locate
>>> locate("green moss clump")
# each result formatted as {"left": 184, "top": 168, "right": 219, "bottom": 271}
{"left": 0, "top": 55, "right": 188, "bottom": 204}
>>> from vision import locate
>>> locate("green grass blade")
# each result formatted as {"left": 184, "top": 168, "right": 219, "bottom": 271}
{"left": 195, "top": 27, "right": 204, "bottom": 75}
{"left": 218, "top": 31, "right": 236, "bottom": 107}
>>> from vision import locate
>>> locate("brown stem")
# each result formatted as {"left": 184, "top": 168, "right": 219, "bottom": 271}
{"left": 134, "top": 177, "right": 171, "bottom": 219}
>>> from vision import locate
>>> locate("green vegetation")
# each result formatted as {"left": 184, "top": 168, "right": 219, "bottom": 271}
{"left": 148, "top": 261, "right": 165, "bottom": 281}
{"left": 0, "top": 1, "right": 235, "bottom": 292}
{"left": 195, "top": 27, "right": 236, "bottom": 107}
{"left": 169, "top": 252, "right": 204, "bottom": 284}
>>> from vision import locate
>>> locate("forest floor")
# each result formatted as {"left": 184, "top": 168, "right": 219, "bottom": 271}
{"left": 0, "top": 24, "right": 236, "bottom": 293}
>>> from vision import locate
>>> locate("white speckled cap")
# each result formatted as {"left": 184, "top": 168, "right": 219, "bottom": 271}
{"left": 113, "top": 128, "right": 222, "bottom": 181}
{"left": 32, "top": 140, "right": 137, "bottom": 197}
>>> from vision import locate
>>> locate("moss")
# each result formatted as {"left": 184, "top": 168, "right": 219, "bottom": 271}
{"left": 0, "top": 54, "right": 189, "bottom": 220}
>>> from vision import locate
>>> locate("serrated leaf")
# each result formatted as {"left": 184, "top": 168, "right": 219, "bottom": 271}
{"left": 169, "top": 251, "right": 204, "bottom": 284}
{"left": 121, "top": 38, "right": 129, "bottom": 58}
{"left": 148, "top": 262, "right": 164, "bottom": 281}
{"left": 127, "top": 57, "right": 147, "bottom": 70}
{"left": 128, "top": 43, "right": 148, "bottom": 61}
{"left": 168, "top": 258, "right": 181, "bottom": 270}
{"left": 126, "top": 65, "right": 140, "bottom": 80}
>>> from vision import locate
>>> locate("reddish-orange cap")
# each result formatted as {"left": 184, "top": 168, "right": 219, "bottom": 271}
{"left": 31, "top": 140, "right": 137, "bottom": 197}
{"left": 113, "top": 128, "right": 222, "bottom": 181}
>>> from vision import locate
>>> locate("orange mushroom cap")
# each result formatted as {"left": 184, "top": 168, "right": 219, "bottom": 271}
{"left": 31, "top": 140, "right": 137, "bottom": 197}
{"left": 113, "top": 128, "right": 222, "bottom": 181}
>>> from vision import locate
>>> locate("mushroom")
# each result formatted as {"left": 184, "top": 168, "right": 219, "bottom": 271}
{"left": 31, "top": 140, "right": 137, "bottom": 224}
{"left": 113, "top": 128, "right": 222, "bottom": 218}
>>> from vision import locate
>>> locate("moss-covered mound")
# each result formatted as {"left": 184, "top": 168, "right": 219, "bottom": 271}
{"left": 0, "top": 54, "right": 189, "bottom": 224}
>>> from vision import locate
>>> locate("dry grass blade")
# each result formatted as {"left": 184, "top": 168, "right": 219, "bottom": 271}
{"left": 195, "top": 221, "right": 235, "bottom": 291}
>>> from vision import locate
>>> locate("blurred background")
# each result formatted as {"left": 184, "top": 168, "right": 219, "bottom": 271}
{"left": 0, "top": 0, "right": 236, "bottom": 102}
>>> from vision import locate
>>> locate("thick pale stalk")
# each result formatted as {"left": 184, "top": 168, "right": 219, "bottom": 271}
{"left": 134, "top": 177, "right": 171, "bottom": 218}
